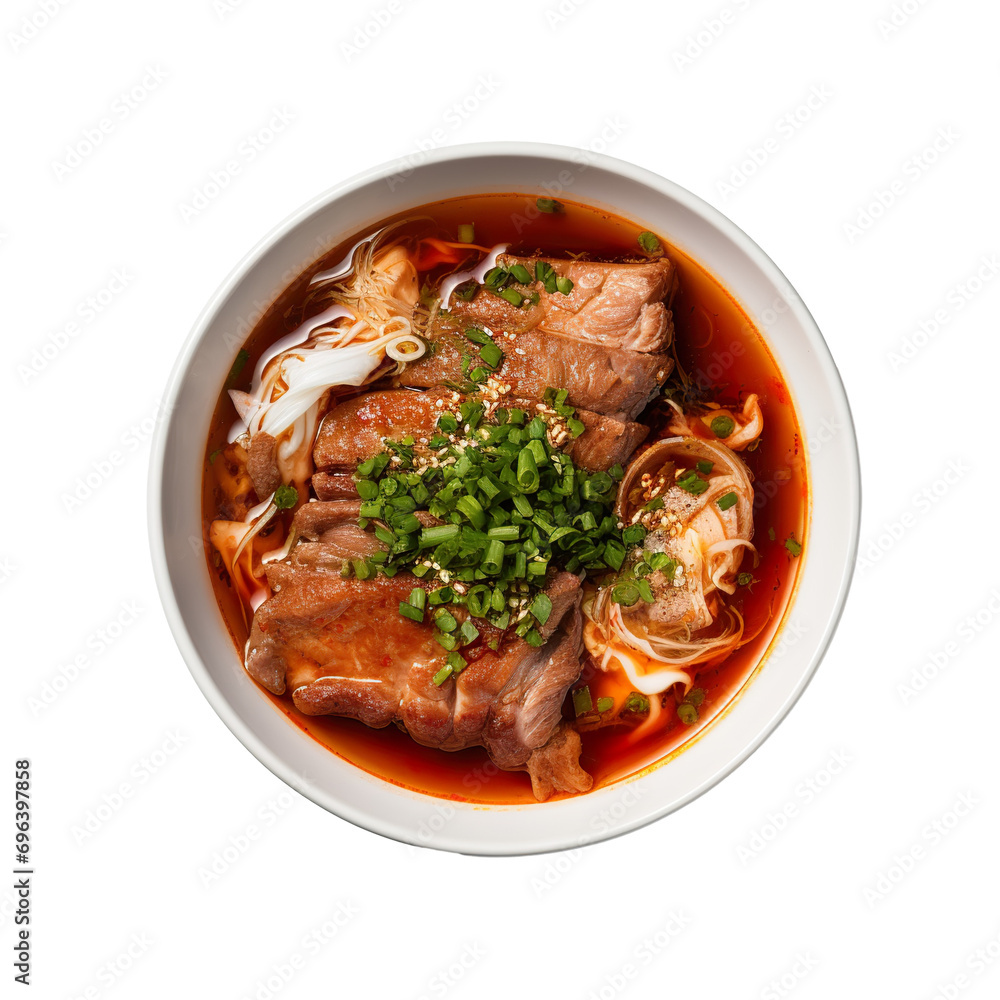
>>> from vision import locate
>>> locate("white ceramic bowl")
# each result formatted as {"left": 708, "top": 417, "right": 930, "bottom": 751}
{"left": 149, "top": 142, "right": 860, "bottom": 855}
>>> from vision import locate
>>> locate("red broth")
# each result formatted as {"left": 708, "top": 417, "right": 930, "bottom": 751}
{"left": 203, "top": 194, "right": 808, "bottom": 804}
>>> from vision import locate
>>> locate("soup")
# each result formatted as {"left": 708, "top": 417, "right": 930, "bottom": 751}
{"left": 202, "top": 194, "right": 807, "bottom": 804}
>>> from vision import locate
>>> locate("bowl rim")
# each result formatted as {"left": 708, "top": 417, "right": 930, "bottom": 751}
{"left": 148, "top": 140, "right": 861, "bottom": 855}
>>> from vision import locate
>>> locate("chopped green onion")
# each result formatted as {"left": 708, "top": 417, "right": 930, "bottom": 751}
{"left": 455, "top": 495, "right": 486, "bottom": 530}
{"left": 479, "top": 340, "right": 503, "bottom": 369}
{"left": 523, "top": 629, "right": 544, "bottom": 647}
{"left": 612, "top": 581, "right": 640, "bottom": 606}
{"left": 536, "top": 198, "right": 561, "bottom": 213}
{"left": 432, "top": 665, "right": 453, "bottom": 686}
{"left": 677, "top": 703, "right": 698, "bottom": 725}
{"left": 466, "top": 585, "right": 491, "bottom": 618}
{"left": 597, "top": 696, "right": 614, "bottom": 713}
{"left": 420, "top": 524, "right": 461, "bottom": 547}
{"left": 487, "top": 525, "right": 519, "bottom": 541}
{"left": 528, "top": 592, "right": 552, "bottom": 626}
{"left": 457, "top": 223, "right": 475, "bottom": 243}
{"left": 458, "top": 620, "right": 479, "bottom": 645}
{"left": 572, "top": 686, "right": 593, "bottom": 716}
{"left": 398, "top": 601, "right": 424, "bottom": 623}
{"left": 785, "top": 535, "right": 802, "bottom": 557}
{"left": 624, "top": 691, "right": 650, "bottom": 714}
{"left": 696, "top": 460, "right": 714, "bottom": 474}
{"left": 434, "top": 610, "right": 458, "bottom": 633}
{"left": 710, "top": 415, "right": 735, "bottom": 438}
{"left": 464, "top": 327, "right": 490, "bottom": 346}
{"left": 499, "top": 287, "right": 523, "bottom": 307}
{"left": 555, "top": 276, "right": 574, "bottom": 295}
{"left": 676, "top": 470, "right": 709, "bottom": 496}
{"left": 273, "top": 484, "right": 298, "bottom": 510}
{"left": 517, "top": 449, "right": 539, "bottom": 492}
{"left": 508, "top": 263, "right": 532, "bottom": 284}
{"left": 638, "top": 231, "right": 661, "bottom": 254}
{"left": 224, "top": 349, "right": 250, "bottom": 389}
{"left": 717, "top": 492, "right": 738, "bottom": 511}
{"left": 481, "top": 539, "right": 504, "bottom": 574}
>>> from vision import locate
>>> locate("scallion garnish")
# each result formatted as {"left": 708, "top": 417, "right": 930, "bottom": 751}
{"left": 717, "top": 492, "right": 738, "bottom": 511}
{"left": 536, "top": 198, "right": 561, "bottom": 213}
{"left": 624, "top": 691, "right": 650, "bottom": 714}
{"left": 710, "top": 415, "right": 735, "bottom": 438}
{"left": 273, "top": 484, "right": 298, "bottom": 509}
{"left": 572, "top": 686, "right": 593, "bottom": 716}
{"left": 676, "top": 470, "right": 709, "bottom": 496}
{"left": 638, "top": 231, "right": 661, "bottom": 255}
{"left": 432, "top": 665, "right": 453, "bottom": 686}
{"left": 351, "top": 386, "right": 653, "bottom": 640}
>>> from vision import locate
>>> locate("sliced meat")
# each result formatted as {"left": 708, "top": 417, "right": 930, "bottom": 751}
{"left": 313, "top": 389, "right": 647, "bottom": 475}
{"left": 449, "top": 254, "right": 676, "bottom": 353}
{"left": 313, "top": 390, "right": 439, "bottom": 471}
{"left": 526, "top": 726, "right": 594, "bottom": 801}
{"left": 395, "top": 327, "right": 672, "bottom": 421}
{"left": 246, "top": 561, "right": 588, "bottom": 792}
{"left": 289, "top": 500, "right": 442, "bottom": 568}
{"left": 480, "top": 572, "right": 583, "bottom": 769}
{"left": 247, "top": 432, "right": 282, "bottom": 499}
{"left": 311, "top": 471, "right": 360, "bottom": 500}
{"left": 565, "top": 409, "right": 648, "bottom": 472}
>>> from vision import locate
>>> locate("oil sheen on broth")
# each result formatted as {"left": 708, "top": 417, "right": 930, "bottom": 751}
{"left": 203, "top": 194, "right": 807, "bottom": 805}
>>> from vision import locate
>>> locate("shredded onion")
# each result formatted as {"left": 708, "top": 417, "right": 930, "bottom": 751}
{"left": 385, "top": 335, "right": 426, "bottom": 363}
{"left": 437, "top": 242, "right": 509, "bottom": 306}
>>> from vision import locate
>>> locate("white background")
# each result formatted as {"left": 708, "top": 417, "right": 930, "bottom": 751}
{"left": 6, "top": 0, "right": 1000, "bottom": 997}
